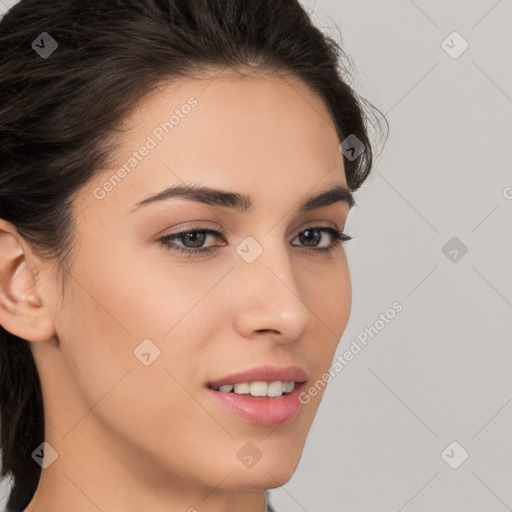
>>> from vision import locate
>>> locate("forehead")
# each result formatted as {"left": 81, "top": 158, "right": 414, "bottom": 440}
{"left": 84, "top": 68, "right": 347, "bottom": 216}
{"left": 115, "top": 67, "right": 341, "bottom": 161}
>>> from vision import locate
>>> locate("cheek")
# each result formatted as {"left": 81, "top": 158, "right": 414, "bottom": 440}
{"left": 302, "top": 252, "right": 352, "bottom": 336}
{"left": 56, "top": 263, "right": 225, "bottom": 474}
{"left": 298, "top": 254, "right": 351, "bottom": 390}
{"left": 59, "top": 242, "right": 227, "bottom": 397}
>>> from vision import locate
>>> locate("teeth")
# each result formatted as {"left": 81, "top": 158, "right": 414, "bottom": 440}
{"left": 267, "top": 381, "right": 283, "bottom": 397}
{"left": 216, "top": 381, "right": 296, "bottom": 397}
{"left": 250, "top": 381, "right": 268, "bottom": 396}
{"left": 283, "top": 381, "right": 295, "bottom": 393}
{"left": 234, "top": 383, "right": 250, "bottom": 394}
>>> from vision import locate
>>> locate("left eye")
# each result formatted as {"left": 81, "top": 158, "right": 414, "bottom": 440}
{"left": 158, "top": 226, "right": 352, "bottom": 256}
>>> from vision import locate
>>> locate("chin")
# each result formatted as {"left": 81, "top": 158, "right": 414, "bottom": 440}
{"left": 222, "top": 463, "right": 298, "bottom": 490}
{"left": 221, "top": 444, "right": 304, "bottom": 490}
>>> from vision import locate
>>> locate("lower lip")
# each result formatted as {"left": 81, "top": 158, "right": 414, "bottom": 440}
{"left": 206, "top": 383, "right": 305, "bottom": 427}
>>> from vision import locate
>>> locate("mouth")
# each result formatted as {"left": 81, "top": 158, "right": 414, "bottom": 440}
{"left": 208, "top": 380, "right": 299, "bottom": 398}
{"left": 205, "top": 365, "right": 308, "bottom": 426}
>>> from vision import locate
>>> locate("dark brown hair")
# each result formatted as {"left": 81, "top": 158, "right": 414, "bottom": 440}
{"left": 0, "top": 0, "right": 387, "bottom": 509}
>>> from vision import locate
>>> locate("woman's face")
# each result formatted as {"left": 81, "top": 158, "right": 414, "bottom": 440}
{"left": 32, "top": 70, "right": 353, "bottom": 503}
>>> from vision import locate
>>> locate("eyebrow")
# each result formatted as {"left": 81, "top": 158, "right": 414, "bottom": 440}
{"left": 129, "top": 182, "right": 355, "bottom": 214}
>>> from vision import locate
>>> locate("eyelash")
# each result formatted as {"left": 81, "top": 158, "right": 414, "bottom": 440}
{"left": 157, "top": 225, "right": 353, "bottom": 257}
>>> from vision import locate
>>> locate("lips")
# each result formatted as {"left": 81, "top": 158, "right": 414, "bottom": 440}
{"left": 207, "top": 364, "right": 308, "bottom": 389}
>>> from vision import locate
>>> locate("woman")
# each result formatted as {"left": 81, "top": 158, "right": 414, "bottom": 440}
{"left": 0, "top": 0, "right": 387, "bottom": 510}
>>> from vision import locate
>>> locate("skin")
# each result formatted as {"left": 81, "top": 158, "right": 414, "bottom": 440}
{"left": 0, "top": 69, "right": 353, "bottom": 512}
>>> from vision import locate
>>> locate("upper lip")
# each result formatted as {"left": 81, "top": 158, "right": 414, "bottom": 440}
{"left": 208, "top": 365, "right": 308, "bottom": 389}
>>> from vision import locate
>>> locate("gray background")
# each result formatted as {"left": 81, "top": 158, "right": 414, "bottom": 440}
{"left": 1, "top": 0, "right": 511, "bottom": 511}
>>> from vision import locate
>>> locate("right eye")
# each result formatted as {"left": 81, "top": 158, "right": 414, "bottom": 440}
{"left": 158, "top": 228, "right": 225, "bottom": 256}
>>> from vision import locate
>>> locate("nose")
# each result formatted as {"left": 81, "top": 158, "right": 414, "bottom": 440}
{"left": 231, "top": 239, "right": 315, "bottom": 344}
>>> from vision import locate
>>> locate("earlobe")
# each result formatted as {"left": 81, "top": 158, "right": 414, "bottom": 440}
{"left": 0, "top": 221, "right": 56, "bottom": 343}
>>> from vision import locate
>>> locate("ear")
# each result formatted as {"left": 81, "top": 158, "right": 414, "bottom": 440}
{"left": 0, "top": 219, "right": 56, "bottom": 343}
